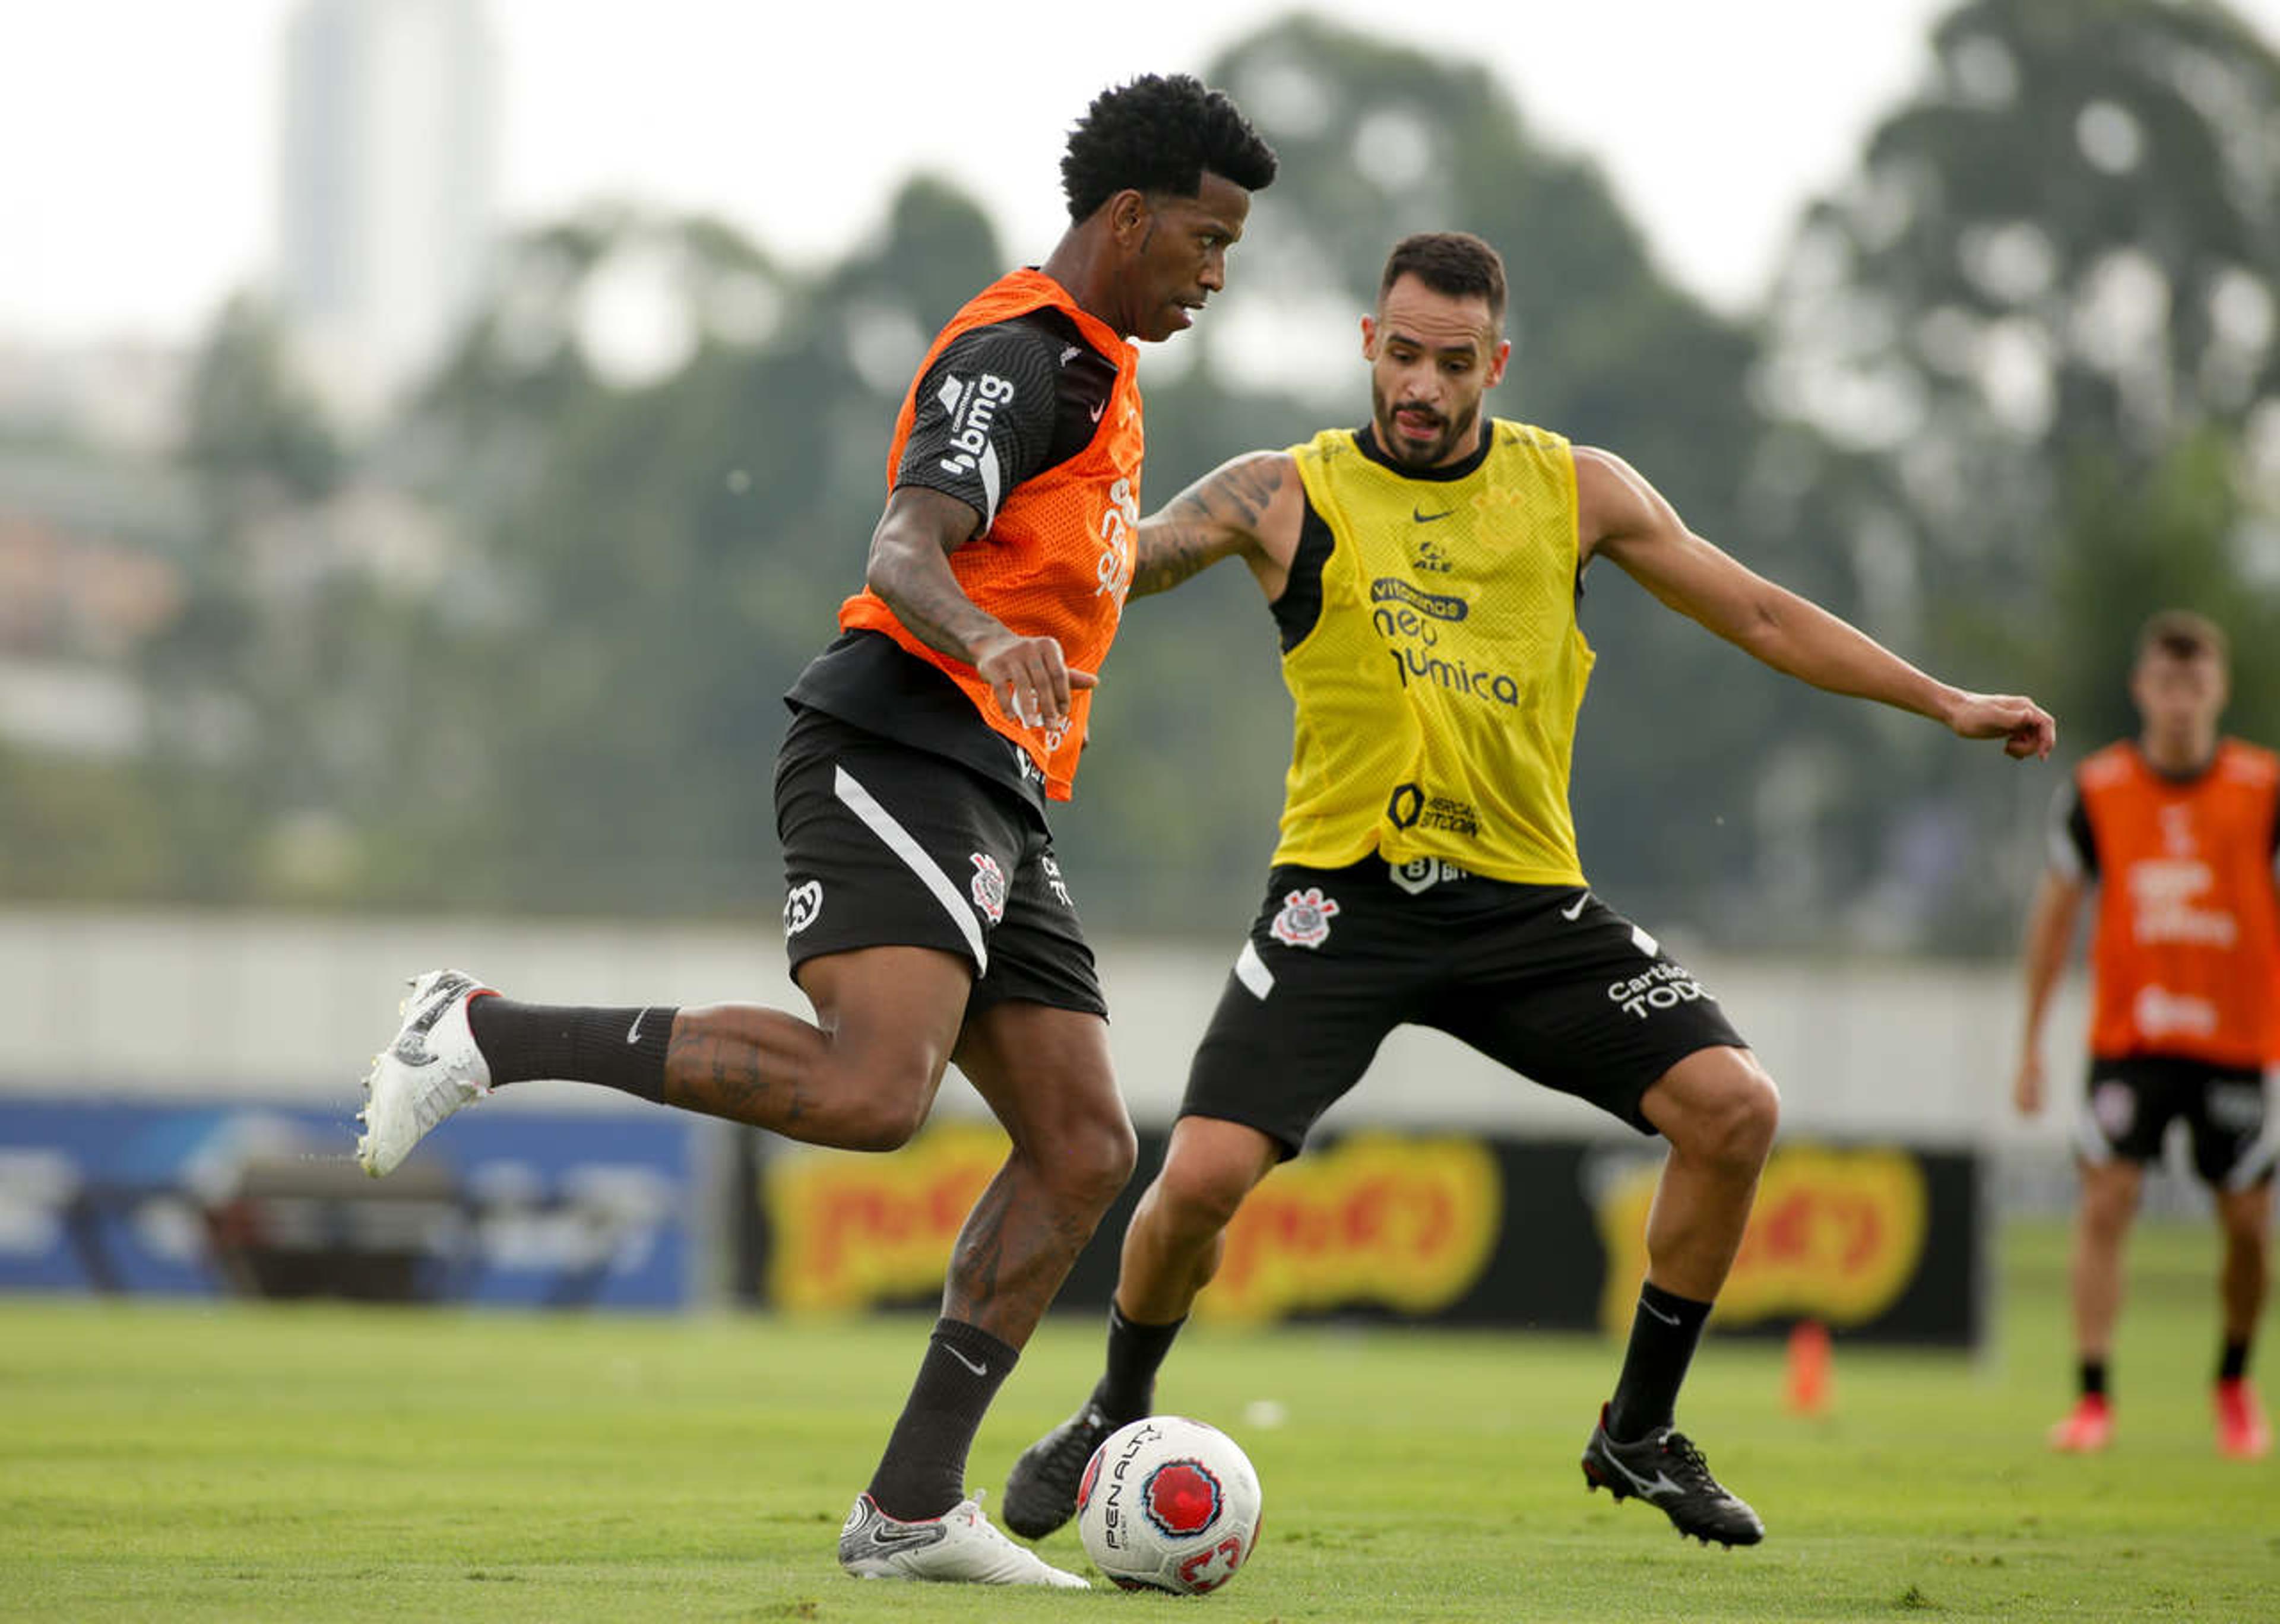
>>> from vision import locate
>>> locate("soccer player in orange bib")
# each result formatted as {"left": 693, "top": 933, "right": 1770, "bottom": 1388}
{"left": 352, "top": 76, "right": 1277, "bottom": 1585}
{"left": 2016, "top": 610, "right": 2278, "bottom": 1459}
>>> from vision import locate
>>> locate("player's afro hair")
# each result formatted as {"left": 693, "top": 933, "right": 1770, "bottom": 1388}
{"left": 1060, "top": 74, "right": 1278, "bottom": 223}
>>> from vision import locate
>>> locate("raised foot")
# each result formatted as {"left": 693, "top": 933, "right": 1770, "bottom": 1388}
{"left": 1580, "top": 1404, "right": 1764, "bottom": 1547}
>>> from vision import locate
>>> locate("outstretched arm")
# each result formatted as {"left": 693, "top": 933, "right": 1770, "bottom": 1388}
{"left": 1579, "top": 446, "right": 2056, "bottom": 760}
{"left": 1130, "top": 451, "right": 1304, "bottom": 600}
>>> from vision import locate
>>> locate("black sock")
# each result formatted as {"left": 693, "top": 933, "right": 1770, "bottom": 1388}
{"left": 1093, "top": 1302, "right": 1185, "bottom": 1423}
{"left": 866, "top": 1318, "right": 1018, "bottom": 1522}
{"left": 1606, "top": 1282, "right": 1712, "bottom": 1442}
{"left": 2082, "top": 1359, "right": 2108, "bottom": 1398}
{"left": 2218, "top": 1341, "right": 2249, "bottom": 1383}
{"left": 467, "top": 997, "right": 673, "bottom": 1102}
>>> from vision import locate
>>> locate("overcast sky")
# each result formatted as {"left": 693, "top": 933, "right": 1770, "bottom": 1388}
{"left": 7, "top": 0, "right": 2279, "bottom": 347}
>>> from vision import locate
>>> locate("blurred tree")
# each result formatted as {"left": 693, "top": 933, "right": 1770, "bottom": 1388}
{"left": 180, "top": 298, "right": 342, "bottom": 502}
{"left": 0, "top": 747, "right": 176, "bottom": 900}
{"left": 132, "top": 295, "right": 357, "bottom": 902}
{"left": 2048, "top": 430, "right": 2280, "bottom": 747}
{"left": 1759, "top": 0, "right": 2280, "bottom": 946}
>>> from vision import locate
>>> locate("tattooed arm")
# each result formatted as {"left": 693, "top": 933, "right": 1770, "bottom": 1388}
{"left": 1132, "top": 451, "right": 1306, "bottom": 601}
{"left": 864, "top": 484, "right": 1002, "bottom": 660}
{"left": 863, "top": 484, "right": 1095, "bottom": 731}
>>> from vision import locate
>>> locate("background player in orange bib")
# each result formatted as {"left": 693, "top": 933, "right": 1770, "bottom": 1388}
{"left": 2016, "top": 610, "right": 2279, "bottom": 1459}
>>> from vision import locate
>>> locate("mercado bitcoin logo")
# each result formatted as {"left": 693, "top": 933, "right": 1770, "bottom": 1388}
{"left": 762, "top": 1121, "right": 1006, "bottom": 1313}
{"left": 1592, "top": 1143, "right": 1928, "bottom": 1335}
{"left": 1197, "top": 1131, "right": 1501, "bottom": 1324}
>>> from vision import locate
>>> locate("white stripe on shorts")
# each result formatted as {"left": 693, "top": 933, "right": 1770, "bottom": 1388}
{"left": 2226, "top": 1069, "right": 2279, "bottom": 1191}
{"left": 1234, "top": 938, "right": 1275, "bottom": 1000}
{"left": 832, "top": 763, "right": 988, "bottom": 975}
{"left": 2071, "top": 1095, "right": 2116, "bottom": 1166}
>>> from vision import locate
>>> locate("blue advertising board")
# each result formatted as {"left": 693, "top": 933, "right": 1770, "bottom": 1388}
{"left": 0, "top": 1095, "right": 697, "bottom": 1309}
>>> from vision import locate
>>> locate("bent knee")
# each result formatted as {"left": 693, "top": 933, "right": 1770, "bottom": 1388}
{"left": 840, "top": 1095, "right": 932, "bottom": 1153}
{"left": 998, "top": 1084, "right": 1136, "bottom": 1211}
{"left": 827, "top": 1062, "right": 940, "bottom": 1152}
{"left": 1152, "top": 1150, "right": 1261, "bottom": 1233}
{"left": 1668, "top": 1052, "right": 1780, "bottom": 1169}
{"left": 1723, "top": 1065, "right": 1782, "bottom": 1161}
{"left": 1049, "top": 1110, "right": 1139, "bottom": 1211}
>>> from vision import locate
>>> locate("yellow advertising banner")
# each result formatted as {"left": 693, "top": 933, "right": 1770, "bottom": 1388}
{"left": 760, "top": 1124, "right": 1499, "bottom": 1323}
{"left": 764, "top": 1121, "right": 1003, "bottom": 1314}
{"left": 1195, "top": 1131, "right": 1501, "bottom": 1324}
{"left": 740, "top": 1126, "right": 1979, "bottom": 1345}
{"left": 1591, "top": 1143, "right": 1931, "bottom": 1336}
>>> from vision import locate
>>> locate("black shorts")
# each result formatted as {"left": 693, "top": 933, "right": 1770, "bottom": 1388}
{"left": 1181, "top": 858, "right": 1747, "bottom": 1157}
{"left": 772, "top": 708, "right": 1106, "bottom": 1017}
{"left": 2078, "top": 1054, "right": 2276, "bottom": 1189}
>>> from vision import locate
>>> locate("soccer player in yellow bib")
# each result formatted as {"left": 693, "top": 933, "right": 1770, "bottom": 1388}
{"left": 1003, "top": 231, "right": 2056, "bottom": 1549}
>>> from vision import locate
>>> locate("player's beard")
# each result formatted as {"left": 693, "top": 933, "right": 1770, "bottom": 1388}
{"left": 1372, "top": 383, "right": 1480, "bottom": 470}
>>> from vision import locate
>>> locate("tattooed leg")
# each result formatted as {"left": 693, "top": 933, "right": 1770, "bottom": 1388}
{"left": 940, "top": 1000, "right": 1135, "bottom": 1347}
{"left": 662, "top": 944, "right": 970, "bottom": 1152}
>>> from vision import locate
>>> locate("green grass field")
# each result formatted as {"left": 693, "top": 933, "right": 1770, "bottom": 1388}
{"left": 2, "top": 1222, "right": 2270, "bottom": 1623}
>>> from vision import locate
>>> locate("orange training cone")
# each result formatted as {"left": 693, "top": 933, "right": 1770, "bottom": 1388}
{"left": 1785, "top": 1319, "right": 1832, "bottom": 1416}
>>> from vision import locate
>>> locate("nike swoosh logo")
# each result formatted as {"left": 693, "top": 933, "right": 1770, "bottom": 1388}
{"left": 390, "top": 972, "right": 475, "bottom": 1067}
{"left": 1413, "top": 506, "right": 1456, "bottom": 523}
{"left": 866, "top": 1520, "right": 942, "bottom": 1544}
{"left": 945, "top": 1346, "right": 990, "bottom": 1377}
{"left": 1088, "top": 401, "right": 1105, "bottom": 423}
{"left": 1641, "top": 1299, "right": 1682, "bottom": 1327}
{"left": 1560, "top": 893, "right": 1590, "bottom": 921}
{"left": 846, "top": 1515, "right": 948, "bottom": 1553}
{"left": 626, "top": 1007, "right": 648, "bottom": 1043}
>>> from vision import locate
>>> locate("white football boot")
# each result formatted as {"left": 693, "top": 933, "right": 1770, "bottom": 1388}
{"left": 837, "top": 1493, "right": 1089, "bottom": 1587}
{"left": 355, "top": 969, "right": 494, "bottom": 1177}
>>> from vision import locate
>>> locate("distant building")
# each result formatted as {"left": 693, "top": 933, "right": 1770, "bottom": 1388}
{"left": 278, "top": 0, "right": 498, "bottom": 426}
{"left": 0, "top": 340, "right": 191, "bottom": 456}
{"left": 0, "top": 508, "right": 185, "bottom": 759}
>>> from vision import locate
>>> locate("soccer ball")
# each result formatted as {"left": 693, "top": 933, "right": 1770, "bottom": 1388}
{"left": 1075, "top": 1414, "right": 1262, "bottom": 1594}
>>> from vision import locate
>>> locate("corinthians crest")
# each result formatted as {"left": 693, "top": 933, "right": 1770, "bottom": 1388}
{"left": 969, "top": 852, "right": 1008, "bottom": 924}
{"left": 1268, "top": 887, "right": 1339, "bottom": 949}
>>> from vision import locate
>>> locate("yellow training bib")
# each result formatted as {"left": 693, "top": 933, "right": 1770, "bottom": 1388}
{"left": 1269, "top": 420, "right": 1592, "bottom": 886}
